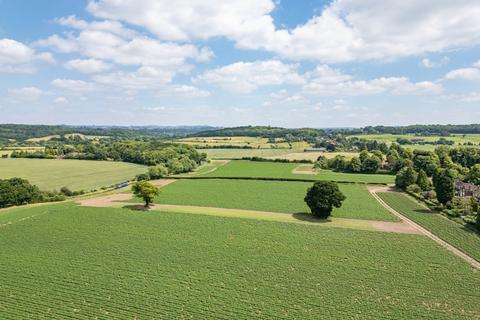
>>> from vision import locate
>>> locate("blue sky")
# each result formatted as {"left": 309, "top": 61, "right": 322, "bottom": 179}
{"left": 0, "top": 0, "right": 479, "bottom": 128}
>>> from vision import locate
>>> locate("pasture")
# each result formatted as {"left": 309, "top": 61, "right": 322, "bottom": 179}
{"left": 137, "top": 179, "right": 397, "bottom": 221}
{"left": 201, "top": 160, "right": 395, "bottom": 184}
{"left": 0, "top": 202, "right": 478, "bottom": 319}
{"left": 0, "top": 158, "right": 146, "bottom": 191}
{"left": 378, "top": 192, "right": 480, "bottom": 262}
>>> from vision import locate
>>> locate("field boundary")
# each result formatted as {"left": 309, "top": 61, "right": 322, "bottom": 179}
{"left": 369, "top": 187, "right": 480, "bottom": 270}
{"left": 171, "top": 176, "right": 388, "bottom": 185}
{"left": 78, "top": 193, "right": 419, "bottom": 234}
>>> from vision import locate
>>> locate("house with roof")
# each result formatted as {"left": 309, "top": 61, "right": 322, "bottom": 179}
{"left": 455, "top": 180, "right": 480, "bottom": 199}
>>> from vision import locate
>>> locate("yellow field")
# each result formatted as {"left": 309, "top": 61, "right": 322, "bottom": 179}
{"left": 178, "top": 136, "right": 309, "bottom": 149}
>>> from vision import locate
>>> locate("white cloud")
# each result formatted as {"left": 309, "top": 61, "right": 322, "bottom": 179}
{"left": 474, "top": 60, "right": 480, "bottom": 68}
{"left": 303, "top": 65, "right": 442, "bottom": 96}
{"left": 87, "top": 0, "right": 480, "bottom": 62}
{"left": 7, "top": 86, "right": 48, "bottom": 99}
{"left": 87, "top": 0, "right": 276, "bottom": 43}
{"left": 37, "top": 16, "right": 212, "bottom": 70}
{"left": 51, "top": 79, "right": 98, "bottom": 93}
{"left": 444, "top": 68, "right": 480, "bottom": 80}
{"left": 460, "top": 92, "right": 480, "bottom": 102}
{"left": 64, "top": 58, "right": 112, "bottom": 73}
{"left": 196, "top": 60, "right": 304, "bottom": 93}
{"left": 0, "top": 38, "right": 54, "bottom": 73}
{"left": 167, "top": 85, "right": 211, "bottom": 97}
{"left": 263, "top": 89, "right": 306, "bottom": 106}
{"left": 420, "top": 57, "right": 449, "bottom": 68}
{"left": 54, "top": 96, "right": 69, "bottom": 104}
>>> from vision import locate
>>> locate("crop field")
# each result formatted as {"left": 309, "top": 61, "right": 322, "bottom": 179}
{"left": 378, "top": 192, "right": 480, "bottom": 262}
{"left": 267, "top": 151, "right": 358, "bottom": 161}
{"left": 0, "top": 158, "right": 146, "bottom": 191}
{"left": 139, "top": 179, "right": 397, "bottom": 221}
{"left": 202, "top": 148, "right": 303, "bottom": 159}
{"left": 178, "top": 136, "right": 309, "bottom": 149}
{"left": 201, "top": 160, "right": 395, "bottom": 184}
{"left": 0, "top": 203, "right": 479, "bottom": 319}
{"left": 352, "top": 134, "right": 480, "bottom": 146}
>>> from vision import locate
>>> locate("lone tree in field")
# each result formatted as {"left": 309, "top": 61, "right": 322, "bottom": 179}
{"left": 132, "top": 181, "right": 160, "bottom": 208}
{"left": 304, "top": 181, "right": 346, "bottom": 219}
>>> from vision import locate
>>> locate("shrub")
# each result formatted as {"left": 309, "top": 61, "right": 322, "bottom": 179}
{"left": 406, "top": 184, "right": 422, "bottom": 194}
{"left": 60, "top": 186, "right": 73, "bottom": 197}
{"left": 135, "top": 173, "right": 150, "bottom": 181}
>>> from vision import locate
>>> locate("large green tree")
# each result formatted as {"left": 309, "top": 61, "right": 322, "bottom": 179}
{"left": 466, "top": 164, "right": 480, "bottom": 185}
{"left": 395, "top": 166, "right": 417, "bottom": 190}
{"left": 416, "top": 170, "right": 432, "bottom": 191}
{"left": 132, "top": 181, "right": 160, "bottom": 208}
{"left": 433, "top": 169, "right": 455, "bottom": 206}
{"left": 0, "top": 178, "right": 41, "bottom": 208}
{"left": 304, "top": 181, "right": 346, "bottom": 219}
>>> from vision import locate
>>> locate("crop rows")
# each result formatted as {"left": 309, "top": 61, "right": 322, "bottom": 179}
{"left": 137, "top": 179, "right": 397, "bottom": 221}
{"left": 378, "top": 192, "right": 480, "bottom": 262}
{"left": 1, "top": 203, "right": 479, "bottom": 319}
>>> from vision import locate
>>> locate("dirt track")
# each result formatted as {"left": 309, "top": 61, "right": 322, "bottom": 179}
{"left": 368, "top": 186, "right": 480, "bottom": 270}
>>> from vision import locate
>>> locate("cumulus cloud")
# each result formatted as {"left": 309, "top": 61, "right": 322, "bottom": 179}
{"left": 87, "top": 0, "right": 480, "bottom": 62}
{"left": 0, "top": 39, "right": 54, "bottom": 73}
{"left": 303, "top": 65, "right": 442, "bottom": 96}
{"left": 7, "top": 86, "right": 49, "bottom": 99}
{"left": 64, "top": 58, "right": 113, "bottom": 73}
{"left": 196, "top": 60, "right": 304, "bottom": 93}
{"left": 51, "top": 79, "right": 98, "bottom": 93}
{"left": 420, "top": 57, "right": 449, "bottom": 68}
{"left": 443, "top": 60, "right": 480, "bottom": 80}
{"left": 35, "top": 15, "right": 213, "bottom": 89}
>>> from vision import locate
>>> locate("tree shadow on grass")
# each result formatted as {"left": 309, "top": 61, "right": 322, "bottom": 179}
{"left": 292, "top": 213, "right": 331, "bottom": 224}
{"left": 123, "top": 204, "right": 150, "bottom": 211}
{"left": 413, "top": 209, "right": 438, "bottom": 214}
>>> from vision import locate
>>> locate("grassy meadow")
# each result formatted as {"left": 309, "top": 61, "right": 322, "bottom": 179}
{"left": 378, "top": 192, "right": 480, "bottom": 262}
{"left": 201, "top": 160, "right": 395, "bottom": 184}
{"left": 0, "top": 158, "right": 146, "bottom": 191}
{"left": 135, "top": 179, "right": 397, "bottom": 221}
{"left": 0, "top": 203, "right": 478, "bottom": 319}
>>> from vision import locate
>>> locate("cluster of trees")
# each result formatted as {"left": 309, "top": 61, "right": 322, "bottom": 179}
{"left": 0, "top": 124, "right": 214, "bottom": 143}
{"left": 192, "top": 126, "right": 326, "bottom": 143}
{"left": 396, "top": 137, "right": 455, "bottom": 146}
{"left": 0, "top": 178, "right": 64, "bottom": 208}
{"left": 11, "top": 140, "right": 206, "bottom": 172}
{"left": 314, "top": 150, "right": 383, "bottom": 174}
{"left": 359, "top": 124, "right": 480, "bottom": 135}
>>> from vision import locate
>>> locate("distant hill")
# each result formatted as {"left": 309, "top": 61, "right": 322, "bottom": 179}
{"left": 0, "top": 124, "right": 216, "bottom": 143}
{"left": 191, "top": 126, "right": 325, "bottom": 139}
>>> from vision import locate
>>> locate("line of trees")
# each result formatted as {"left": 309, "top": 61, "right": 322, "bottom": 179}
{"left": 10, "top": 140, "right": 206, "bottom": 174}
{"left": 0, "top": 178, "right": 65, "bottom": 208}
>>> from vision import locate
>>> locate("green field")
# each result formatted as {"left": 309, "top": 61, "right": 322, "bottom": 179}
{"left": 353, "top": 133, "right": 480, "bottom": 147}
{"left": 201, "top": 160, "right": 395, "bottom": 184}
{"left": 139, "top": 179, "right": 397, "bottom": 221}
{"left": 202, "top": 148, "right": 301, "bottom": 159}
{"left": 378, "top": 192, "right": 480, "bottom": 262}
{"left": 0, "top": 158, "right": 146, "bottom": 191}
{"left": 0, "top": 203, "right": 478, "bottom": 319}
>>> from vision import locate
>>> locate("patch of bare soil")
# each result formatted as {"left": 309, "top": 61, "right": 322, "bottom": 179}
{"left": 291, "top": 165, "right": 318, "bottom": 175}
{"left": 149, "top": 179, "right": 177, "bottom": 187}
{"left": 371, "top": 221, "right": 421, "bottom": 234}
{"left": 78, "top": 193, "right": 133, "bottom": 207}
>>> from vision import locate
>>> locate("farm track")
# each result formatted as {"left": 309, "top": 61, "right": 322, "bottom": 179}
{"left": 369, "top": 186, "right": 480, "bottom": 270}
{"left": 78, "top": 190, "right": 420, "bottom": 234}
